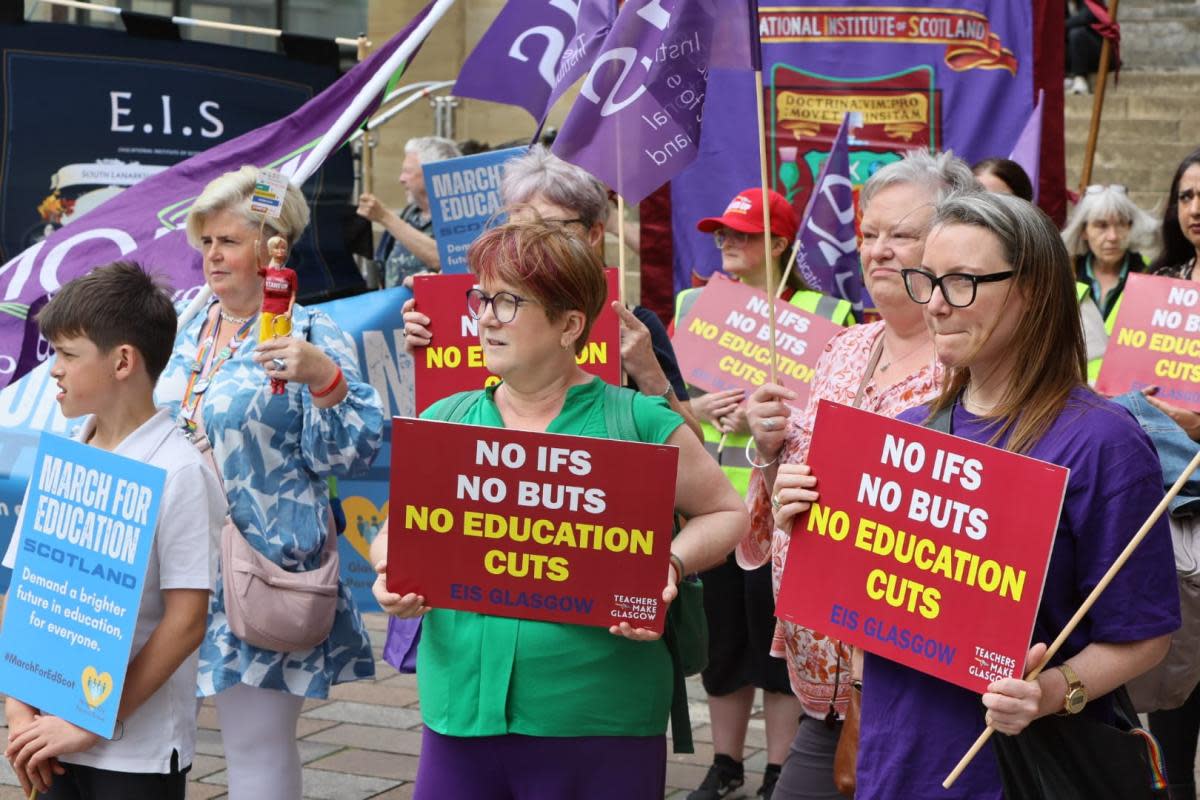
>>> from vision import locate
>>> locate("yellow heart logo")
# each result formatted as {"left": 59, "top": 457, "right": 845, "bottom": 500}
{"left": 81, "top": 666, "right": 113, "bottom": 709}
{"left": 340, "top": 496, "right": 389, "bottom": 564}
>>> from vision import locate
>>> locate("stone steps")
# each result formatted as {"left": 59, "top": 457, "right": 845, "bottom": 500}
{"left": 1062, "top": 67, "right": 1200, "bottom": 213}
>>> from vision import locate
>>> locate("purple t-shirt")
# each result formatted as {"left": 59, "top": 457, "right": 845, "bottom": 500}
{"left": 856, "top": 387, "right": 1181, "bottom": 800}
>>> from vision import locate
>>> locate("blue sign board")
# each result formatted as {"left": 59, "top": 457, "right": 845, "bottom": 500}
{"left": 423, "top": 147, "right": 525, "bottom": 273}
{"left": 0, "top": 434, "right": 163, "bottom": 738}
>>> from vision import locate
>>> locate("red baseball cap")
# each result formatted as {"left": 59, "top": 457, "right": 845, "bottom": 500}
{"left": 696, "top": 188, "right": 798, "bottom": 241}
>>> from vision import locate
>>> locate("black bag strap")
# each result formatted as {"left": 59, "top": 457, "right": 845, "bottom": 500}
{"left": 924, "top": 402, "right": 954, "bottom": 434}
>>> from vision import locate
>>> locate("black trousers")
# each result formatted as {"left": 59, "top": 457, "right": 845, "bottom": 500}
{"left": 1066, "top": 25, "right": 1102, "bottom": 77}
{"left": 40, "top": 750, "right": 189, "bottom": 800}
{"left": 1149, "top": 681, "right": 1200, "bottom": 799}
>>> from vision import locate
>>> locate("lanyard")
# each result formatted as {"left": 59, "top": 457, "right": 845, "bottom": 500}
{"left": 179, "top": 307, "right": 256, "bottom": 435}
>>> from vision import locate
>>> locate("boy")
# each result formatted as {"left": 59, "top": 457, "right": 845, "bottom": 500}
{"left": 2, "top": 262, "right": 225, "bottom": 799}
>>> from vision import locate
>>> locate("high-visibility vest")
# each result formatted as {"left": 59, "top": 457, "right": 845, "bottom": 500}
{"left": 1078, "top": 282, "right": 1123, "bottom": 384}
{"left": 674, "top": 287, "right": 853, "bottom": 497}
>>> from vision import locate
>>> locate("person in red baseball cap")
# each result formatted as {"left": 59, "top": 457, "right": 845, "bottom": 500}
{"left": 675, "top": 187, "right": 852, "bottom": 800}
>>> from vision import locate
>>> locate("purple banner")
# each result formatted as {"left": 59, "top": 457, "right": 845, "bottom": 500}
{"left": 671, "top": 0, "right": 1035, "bottom": 290}
{"left": 0, "top": 5, "right": 435, "bottom": 392}
{"left": 795, "top": 114, "right": 866, "bottom": 315}
{"left": 552, "top": 0, "right": 753, "bottom": 205}
{"left": 453, "top": 0, "right": 616, "bottom": 125}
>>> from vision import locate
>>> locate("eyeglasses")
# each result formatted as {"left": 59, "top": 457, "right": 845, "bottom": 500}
{"left": 901, "top": 268, "right": 1015, "bottom": 308}
{"left": 1085, "top": 184, "right": 1127, "bottom": 195}
{"left": 465, "top": 288, "right": 533, "bottom": 324}
{"left": 713, "top": 229, "right": 755, "bottom": 249}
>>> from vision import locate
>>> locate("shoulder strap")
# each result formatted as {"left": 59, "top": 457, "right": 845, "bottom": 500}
{"left": 601, "top": 383, "right": 639, "bottom": 441}
{"left": 923, "top": 403, "right": 953, "bottom": 434}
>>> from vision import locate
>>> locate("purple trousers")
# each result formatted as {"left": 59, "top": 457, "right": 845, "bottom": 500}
{"left": 413, "top": 727, "right": 667, "bottom": 800}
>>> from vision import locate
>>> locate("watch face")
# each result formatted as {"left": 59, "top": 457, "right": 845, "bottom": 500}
{"left": 1065, "top": 688, "right": 1087, "bottom": 714}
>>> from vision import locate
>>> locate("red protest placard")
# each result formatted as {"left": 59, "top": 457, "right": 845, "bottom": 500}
{"left": 671, "top": 275, "right": 843, "bottom": 406}
{"left": 387, "top": 418, "right": 679, "bottom": 631}
{"left": 1096, "top": 273, "right": 1200, "bottom": 409}
{"left": 412, "top": 271, "right": 623, "bottom": 413}
{"left": 774, "top": 401, "right": 1067, "bottom": 693}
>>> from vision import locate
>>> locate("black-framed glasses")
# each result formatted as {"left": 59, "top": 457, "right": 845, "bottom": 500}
{"left": 901, "top": 268, "right": 1015, "bottom": 308}
{"left": 465, "top": 288, "right": 533, "bottom": 324}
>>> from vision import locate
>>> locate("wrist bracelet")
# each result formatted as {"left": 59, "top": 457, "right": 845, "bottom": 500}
{"left": 669, "top": 552, "right": 686, "bottom": 584}
{"left": 744, "top": 439, "right": 779, "bottom": 469}
{"left": 653, "top": 382, "right": 673, "bottom": 400}
{"left": 311, "top": 365, "right": 344, "bottom": 398}
{"left": 113, "top": 719, "right": 125, "bottom": 741}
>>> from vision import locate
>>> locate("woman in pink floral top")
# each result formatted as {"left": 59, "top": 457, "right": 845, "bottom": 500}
{"left": 738, "top": 150, "right": 977, "bottom": 800}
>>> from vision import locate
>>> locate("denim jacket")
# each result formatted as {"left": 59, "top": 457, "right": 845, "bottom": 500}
{"left": 1112, "top": 391, "right": 1200, "bottom": 518}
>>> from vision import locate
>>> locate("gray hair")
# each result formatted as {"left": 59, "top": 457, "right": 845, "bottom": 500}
{"left": 404, "top": 136, "right": 462, "bottom": 164}
{"left": 1060, "top": 186, "right": 1159, "bottom": 258}
{"left": 932, "top": 190, "right": 1068, "bottom": 285}
{"left": 861, "top": 149, "right": 979, "bottom": 211}
{"left": 500, "top": 146, "right": 609, "bottom": 228}
{"left": 185, "top": 165, "right": 310, "bottom": 248}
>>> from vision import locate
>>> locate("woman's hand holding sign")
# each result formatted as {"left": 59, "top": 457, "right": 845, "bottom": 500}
{"left": 370, "top": 520, "right": 431, "bottom": 619}
{"left": 747, "top": 382, "right": 797, "bottom": 462}
{"left": 771, "top": 464, "right": 819, "bottom": 532}
{"left": 981, "top": 642, "right": 1049, "bottom": 735}
{"left": 7, "top": 714, "right": 89, "bottom": 794}
{"left": 609, "top": 564, "right": 679, "bottom": 642}
{"left": 401, "top": 297, "right": 434, "bottom": 354}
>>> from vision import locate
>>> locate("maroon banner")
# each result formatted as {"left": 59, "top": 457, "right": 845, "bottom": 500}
{"left": 388, "top": 418, "right": 678, "bottom": 630}
{"left": 1096, "top": 273, "right": 1200, "bottom": 409}
{"left": 412, "top": 270, "right": 622, "bottom": 414}
{"left": 775, "top": 401, "right": 1066, "bottom": 693}
{"left": 671, "top": 275, "right": 843, "bottom": 404}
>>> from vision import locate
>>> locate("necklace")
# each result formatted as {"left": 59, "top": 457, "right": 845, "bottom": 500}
{"left": 219, "top": 307, "right": 255, "bottom": 326}
{"left": 878, "top": 336, "right": 929, "bottom": 373}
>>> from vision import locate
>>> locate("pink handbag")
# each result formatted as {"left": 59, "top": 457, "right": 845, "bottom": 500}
{"left": 195, "top": 429, "right": 340, "bottom": 653}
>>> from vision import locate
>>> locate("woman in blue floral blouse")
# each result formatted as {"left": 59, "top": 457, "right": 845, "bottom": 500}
{"left": 157, "top": 166, "right": 383, "bottom": 800}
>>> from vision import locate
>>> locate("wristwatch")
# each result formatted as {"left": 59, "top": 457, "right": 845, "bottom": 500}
{"left": 1056, "top": 663, "right": 1087, "bottom": 715}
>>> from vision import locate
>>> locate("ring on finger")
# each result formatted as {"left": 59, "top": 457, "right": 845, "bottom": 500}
{"left": 271, "top": 357, "right": 286, "bottom": 371}
{"left": 762, "top": 417, "right": 776, "bottom": 431}
{"left": 771, "top": 492, "right": 783, "bottom": 511}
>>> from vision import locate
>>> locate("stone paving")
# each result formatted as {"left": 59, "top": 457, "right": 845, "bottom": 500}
{"left": 0, "top": 613, "right": 768, "bottom": 799}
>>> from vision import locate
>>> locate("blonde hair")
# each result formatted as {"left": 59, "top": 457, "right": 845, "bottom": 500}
{"left": 185, "top": 165, "right": 310, "bottom": 248}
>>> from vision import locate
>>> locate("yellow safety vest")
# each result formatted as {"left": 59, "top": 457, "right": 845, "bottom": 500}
{"left": 1078, "top": 282, "right": 1122, "bottom": 384}
{"left": 674, "top": 287, "right": 853, "bottom": 497}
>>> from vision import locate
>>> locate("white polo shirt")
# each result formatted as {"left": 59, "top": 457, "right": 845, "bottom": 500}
{"left": 4, "top": 409, "right": 225, "bottom": 774}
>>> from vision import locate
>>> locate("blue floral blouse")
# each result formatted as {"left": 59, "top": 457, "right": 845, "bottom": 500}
{"left": 158, "top": 297, "right": 383, "bottom": 698}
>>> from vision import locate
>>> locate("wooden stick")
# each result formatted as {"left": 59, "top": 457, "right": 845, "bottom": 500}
{"left": 776, "top": 237, "right": 801, "bottom": 299}
{"left": 943, "top": 444, "right": 1200, "bottom": 788}
{"left": 37, "top": 0, "right": 360, "bottom": 45}
{"left": 617, "top": 195, "right": 628, "bottom": 305}
{"left": 1078, "top": 0, "right": 1120, "bottom": 192}
{"left": 754, "top": 71, "right": 778, "bottom": 385}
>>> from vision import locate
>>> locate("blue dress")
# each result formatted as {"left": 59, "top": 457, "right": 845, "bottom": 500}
{"left": 158, "top": 297, "right": 384, "bottom": 698}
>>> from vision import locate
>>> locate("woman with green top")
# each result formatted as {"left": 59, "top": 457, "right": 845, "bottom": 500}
{"left": 676, "top": 188, "right": 851, "bottom": 800}
{"left": 371, "top": 220, "right": 747, "bottom": 799}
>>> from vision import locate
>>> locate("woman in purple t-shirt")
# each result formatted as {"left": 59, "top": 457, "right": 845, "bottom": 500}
{"left": 776, "top": 191, "right": 1181, "bottom": 798}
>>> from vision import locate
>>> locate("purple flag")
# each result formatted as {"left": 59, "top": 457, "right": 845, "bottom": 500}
{"left": 551, "top": 0, "right": 754, "bottom": 204}
{"left": 1008, "top": 89, "right": 1044, "bottom": 203}
{"left": 0, "top": 3, "right": 444, "bottom": 391}
{"left": 794, "top": 114, "right": 867, "bottom": 316}
{"left": 453, "top": 0, "right": 616, "bottom": 124}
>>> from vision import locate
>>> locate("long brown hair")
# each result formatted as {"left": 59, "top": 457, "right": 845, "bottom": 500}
{"left": 924, "top": 193, "right": 1086, "bottom": 454}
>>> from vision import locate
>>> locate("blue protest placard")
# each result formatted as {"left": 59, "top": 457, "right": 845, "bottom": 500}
{"left": 0, "top": 434, "right": 164, "bottom": 738}
{"left": 423, "top": 147, "right": 525, "bottom": 273}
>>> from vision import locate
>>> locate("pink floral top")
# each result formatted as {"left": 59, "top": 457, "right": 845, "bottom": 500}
{"left": 738, "top": 321, "right": 943, "bottom": 719}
